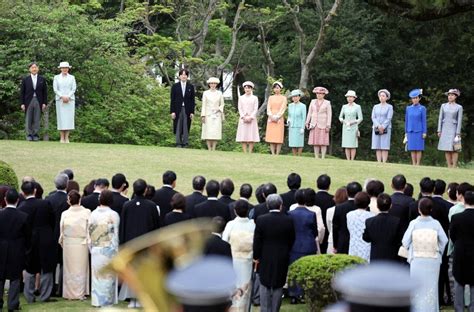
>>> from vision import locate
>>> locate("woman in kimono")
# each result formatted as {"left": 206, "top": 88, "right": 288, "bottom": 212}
{"left": 59, "top": 190, "right": 91, "bottom": 300}
{"left": 437, "top": 89, "right": 463, "bottom": 168}
{"left": 53, "top": 61, "right": 77, "bottom": 143}
{"left": 201, "top": 77, "right": 225, "bottom": 151}
{"left": 338, "top": 90, "right": 363, "bottom": 161}
{"left": 371, "top": 89, "right": 393, "bottom": 163}
{"left": 222, "top": 200, "right": 255, "bottom": 312}
{"left": 306, "top": 86, "right": 332, "bottom": 159}
{"left": 404, "top": 88, "right": 427, "bottom": 166}
{"left": 88, "top": 190, "right": 120, "bottom": 307}
{"left": 236, "top": 81, "right": 260, "bottom": 153}
{"left": 347, "top": 192, "right": 373, "bottom": 262}
{"left": 402, "top": 198, "right": 448, "bottom": 312}
{"left": 265, "top": 82, "right": 287, "bottom": 155}
{"left": 287, "top": 89, "right": 306, "bottom": 156}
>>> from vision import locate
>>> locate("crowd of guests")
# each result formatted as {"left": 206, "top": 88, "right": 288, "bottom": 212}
{"left": 0, "top": 170, "right": 473, "bottom": 312}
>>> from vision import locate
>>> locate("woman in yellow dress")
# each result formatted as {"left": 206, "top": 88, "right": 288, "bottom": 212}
{"left": 201, "top": 77, "right": 225, "bottom": 151}
{"left": 265, "top": 82, "right": 287, "bottom": 155}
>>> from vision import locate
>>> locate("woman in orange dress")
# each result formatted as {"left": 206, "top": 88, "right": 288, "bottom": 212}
{"left": 265, "top": 82, "right": 287, "bottom": 155}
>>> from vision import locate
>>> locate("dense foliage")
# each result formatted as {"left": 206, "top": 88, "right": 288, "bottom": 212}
{"left": 288, "top": 254, "right": 366, "bottom": 311}
{"left": 0, "top": 0, "right": 472, "bottom": 166}
{"left": 0, "top": 160, "right": 19, "bottom": 189}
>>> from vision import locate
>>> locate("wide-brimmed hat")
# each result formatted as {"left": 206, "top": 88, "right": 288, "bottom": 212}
{"left": 409, "top": 88, "right": 422, "bottom": 98}
{"left": 272, "top": 81, "right": 283, "bottom": 89}
{"left": 377, "top": 89, "right": 391, "bottom": 100}
{"left": 312, "top": 86, "right": 329, "bottom": 94}
{"left": 206, "top": 77, "right": 220, "bottom": 84}
{"left": 242, "top": 81, "right": 254, "bottom": 88}
{"left": 445, "top": 88, "right": 460, "bottom": 96}
{"left": 58, "top": 61, "right": 72, "bottom": 68}
{"left": 289, "top": 89, "right": 303, "bottom": 98}
{"left": 345, "top": 90, "right": 357, "bottom": 98}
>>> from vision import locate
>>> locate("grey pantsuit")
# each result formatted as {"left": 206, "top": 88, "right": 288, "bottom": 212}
{"left": 25, "top": 96, "right": 41, "bottom": 137}
{"left": 259, "top": 285, "right": 283, "bottom": 312}
{"left": 437, "top": 103, "right": 462, "bottom": 151}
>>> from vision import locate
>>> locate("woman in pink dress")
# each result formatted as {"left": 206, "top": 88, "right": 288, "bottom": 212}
{"left": 306, "top": 86, "right": 332, "bottom": 158}
{"left": 265, "top": 82, "right": 287, "bottom": 155}
{"left": 236, "top": 81, "right": 260, "bottom": 153}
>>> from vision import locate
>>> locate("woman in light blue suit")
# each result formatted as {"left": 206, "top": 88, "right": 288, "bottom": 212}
{"left": 437, "top": 89, "right": 463, "bottom": 168}
{"left": 287, "top": 89, "right": 306, "bottom": 156}
{"left": 371, "top": 89, "right": 393, "bottom": 163}
{"left": 405, "top": 89, "right": 426, "bottom": 166}
{"left": 53, "top": 61, "right": 77, "bottom": 143}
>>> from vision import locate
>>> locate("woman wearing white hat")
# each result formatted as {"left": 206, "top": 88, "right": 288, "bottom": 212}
{"left": 265, "top": 81, "right": 287, "bottom": 155}
{"left": 371, "top": 89, "right": 393, "bottom": 163}
{"left": 437, "top": 89, "right": 463, "bottom": 168}
{"left": 201, "top": 77, "right": 225, "bottom": 151}
{"left": 287, "top": 89, "right": 306, "bottom": 156}
{"left": 338, "top": 90, "right": 363, "bottom": 160}
{"left": 53, "top": 61, "right": 77, "bottom": 143}
{"left": 236, "top": 81, "right": 260, "bottom": 153}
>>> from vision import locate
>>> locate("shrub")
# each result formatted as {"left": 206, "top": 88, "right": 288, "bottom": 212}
{"left": 0, "top": 160, "right": 18, "bottom": 189}
{"left": 288, "top": 254, "right": 366, "bottom": 312}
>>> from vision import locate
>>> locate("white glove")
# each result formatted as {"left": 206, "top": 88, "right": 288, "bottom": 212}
{"left": 345, "top": 121, "right": 351, "bottom": 127}
{"left": 300, "top": 128, "right": 304, "bottom": 134}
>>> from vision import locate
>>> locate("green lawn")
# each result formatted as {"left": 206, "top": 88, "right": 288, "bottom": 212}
{"left": 0, "top": 140, "right": 472, "bottom": 196}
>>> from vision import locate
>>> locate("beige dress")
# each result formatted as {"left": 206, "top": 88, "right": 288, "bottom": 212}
{"left": 201, "top": 89, "right": 225, "bottom": 140}
{"left": 59, "top": 205, "right": 91, "bottom": 300}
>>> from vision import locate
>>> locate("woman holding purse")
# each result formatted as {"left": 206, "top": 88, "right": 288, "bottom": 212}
{"left": 339, "top": 90, "right": 363, "bottom": 161}
{"left": 371, "top": 89, "right": 393, "bottom": 163}
{"left": 287, "top": 89, "right": 306, "bottom": 156}
{"left": 437, "top": 89, "right": 463, "bottom": 168}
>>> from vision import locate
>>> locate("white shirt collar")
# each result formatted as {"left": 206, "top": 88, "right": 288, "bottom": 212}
{"left": 208, "top": 197, "right": 218, "bottom": 201}
{"left": 163, "top": 184, "right": 173, "bottom": 189}
{"left": 26, "top": 195, "right": 36, "bottom": 199}
{"left": 57, "top": 190, "right": 67, "bottom": 194}
{"left": 5, "top": 204, "right": 16, "bottom": 209}
{"left": 432, "top": 195, "right": 443, "bottom": 198}
{"left": 212, "top": 232, "right": 222, "bottom": 237}
{"left": 239, "top": 197, "right": 249, "bottom": 202}
{"left": 269, "top": 209, "right": 280, "bottom": 213}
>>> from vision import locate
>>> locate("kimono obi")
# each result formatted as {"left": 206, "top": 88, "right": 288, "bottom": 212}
{"left": 412, "top": 229, "right": 438, "bottom": 258}
{"left": 229, "top": 231, "right": 254, "bottom": 259}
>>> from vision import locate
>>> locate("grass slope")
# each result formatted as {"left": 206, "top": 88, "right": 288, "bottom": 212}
{"left": 0, "top": 140, "right": 472, "bottom": 195}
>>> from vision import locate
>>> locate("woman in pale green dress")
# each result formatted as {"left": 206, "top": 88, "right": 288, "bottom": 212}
{"left": 339, "top": 90, "right": 363, "bottom": 160}
{"left": 53, "top": 61, "right": 76, "bottom": 143}
{"left": 287, "top": 89, "right": 306, "bottom": 156}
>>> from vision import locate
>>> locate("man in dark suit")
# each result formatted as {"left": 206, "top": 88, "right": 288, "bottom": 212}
{"left": 120, "top": 179, "right": 160, "bottom": 244}
{"left": 203, "top": 217, "right": 232, "bottom": 259}
{"left": 409, "top": 178, "right": 448, "bottom": 231}
{"left": 194, "top": 180, "right": 231, "bottom": 222}
{"left": 253, "top": 194, "right": 295, "bottom": 312}
{"left": 332, "top": 181, "right": 362, "bottom": 254}
{"left": 110, "top": 173, "right": 129, "bottom": 216}
{"left": 280, "top": 173, "right": 301, "bottom": 212}
{"left": 81, "top": 178, "right": 109, "bottom": 211}
{"left": 20, "top": 62, "right": 48, "bottom": 141}
{"left": 152, "top": 171, "right": 178, "bottom": 225}
{"left": 314, "top": 174, "right": 335, "bottom": 254}
{"left": 185, "top": 175, "right": 207, "bottom": 218}
{"left": 229, "top": 183, "right": 253, "bottom": 219}
{"left": 363, "top": 193, "right": 402, "bottom": 262}
{"left": 251, "top": 183, "right": 277, "bottom": 220}
{"left": 170, "top": 68, "right": 195, "bottom": 147}
{"left": 0, "top": 189, "right": 31, "bottom": 312}
{"left": 389, "top": 174, "right": 414, "bottom": 236}
{"left": 219, "top": 178, "right": 235, "bottom": 207}
{"left": 449, "top": 190, "right": 474, "bottom": 312}
{"left": 45, "top": 173, "right": 69, "bottom": 297}
{"left": 432, "top": 179, "right": 454, "bottom": 306}
{"left": 18, "top": 181, "right": 56, "bottom": 303}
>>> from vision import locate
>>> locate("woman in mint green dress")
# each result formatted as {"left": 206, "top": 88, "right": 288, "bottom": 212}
{"left": 338, "top": 90, "right": 363, "bottom": 160}
{"left": 287, "top": 89, "right": 306, "bottom": 156}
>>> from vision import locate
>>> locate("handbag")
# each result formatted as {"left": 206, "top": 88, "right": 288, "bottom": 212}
{"left": 374, "top": 128, "right": 388, "bottom": 135}
{"left": 453, "top": 136, "right": 462, "bottom": 152}
{"left": 398, "top": 246, "right": 408, "bottom": 258}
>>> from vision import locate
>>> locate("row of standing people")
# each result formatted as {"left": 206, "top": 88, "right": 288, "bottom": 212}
{"left": 198, "top": 77, "right": 463, "bottom": 167}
